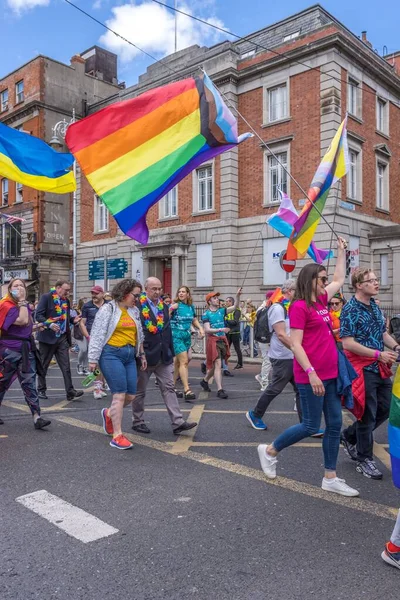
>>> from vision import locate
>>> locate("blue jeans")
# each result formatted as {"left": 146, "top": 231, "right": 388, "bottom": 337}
{"left": 273, "top": 379, "right": 342, "bottom": 471}
{"left": 99, "top": 344, "right": 137, "bottom": 395}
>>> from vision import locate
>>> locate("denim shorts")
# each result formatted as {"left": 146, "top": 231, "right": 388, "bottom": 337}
{"left": 99, "top": 344, "right": 137, "bottom": 395}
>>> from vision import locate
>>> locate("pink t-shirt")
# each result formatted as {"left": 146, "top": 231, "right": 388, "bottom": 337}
{"left": 289, "top": 292, "right": 338, "bottom": 384}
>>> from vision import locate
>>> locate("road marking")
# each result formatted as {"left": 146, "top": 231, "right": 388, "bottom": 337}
{"left": 16, "top": 489, "right": 119, "bottom": 543}
{"left": 53, "top": 415, "right": 397, "bottom": 521}
{"left": 190, "top": 442, "right": 322, "bottom": 448}
{"left": 0, "top": 434, "right": 8, "bottom": 438}
{"left": 170, "top": 404, "right": 205, "bottom": 454}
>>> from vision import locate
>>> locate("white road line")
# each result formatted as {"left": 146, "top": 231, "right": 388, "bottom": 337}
{"left": 16, "top": 490, "right": 119, "bottom": 543}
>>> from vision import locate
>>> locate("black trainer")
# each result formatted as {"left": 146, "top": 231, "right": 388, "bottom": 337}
{"left": 201, "top": 363, "right": 207, "bottom": 375}
{"left": 340, "top": 433, "right": 358, "bottom": 461}
{"left": 217, "top": 389, "right": 228, "bottom": 399}
{"left": 132, "top": 423, "right": 151, "bottom": 434}
{"left": 234, "top": 364, "right": 243, "bottom": 370}
{"left": 34, "top": 417, "right": 51, "bottom": 430}
{"left": 38, "top": 391, "right": 48, "bottom": 401}
{"left": 67, "top": 390, "right": 84, "bottom": 401}
{"left": 173, "top": 421, "right": 197, "bottom": 435}
{"left": 200, "top": 379, "right": 211, "bottom": 392}
{"left": 356, "top": 459, "right": 383, "bottom": 480}
{"left": 223, "top": 370, "right": 234, "bottom": 377}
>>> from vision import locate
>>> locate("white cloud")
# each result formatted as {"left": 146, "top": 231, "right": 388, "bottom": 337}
{"left": 7, "top": 0, "right": 50, "bottom": 14}
{"left": 99, "top": 1, "right": 227, "bottom": 64}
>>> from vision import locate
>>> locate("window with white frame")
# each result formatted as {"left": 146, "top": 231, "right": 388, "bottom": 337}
{"left": 196, "top": 165, "right": 213, "bottom": 212}
{"left": 1, "top": 89, "right": 8, "bottom": 112}
{"left": 159, "top": 187, "right": 177, "bottom": 219}
{"left": 347, "top": 147, "right": 362, "bottom": 201}
{"left": 376, "top": 97, "right": 388, "bottom": 134}
{"left": 94, "top": 195, "right": 109, "bottom": 232}
{"left": 16, "top": 182, "right": 23, "bottom": 203}
{"left": 267, "top": 83, "right": 288, "bottom": 123}
{"left": 196, "top": 243, "right": 212, "bottom": 287}
{"left": 380, "top": 253, "right": 389, "bottom": 286}
{"left": 348, "top": 78, "right": 361, "bottom": 118}
{"left": 15, "top": 80, "right": 24, "bottom": 104}
{"left": 265, "top": 149, "right": 288, "bottom": 204}
{"left": 376, "top": 159, "right": 389, "bottom": 210}
{"left": 1, "top": 179, "right": 8, "bottom": 206}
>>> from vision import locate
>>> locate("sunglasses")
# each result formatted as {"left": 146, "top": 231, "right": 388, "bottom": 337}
{"left": 329, "top": 301, "right": 341, "bottom": 306}
{"left": 318, "top": 276, "right": 329, "bottom": 284}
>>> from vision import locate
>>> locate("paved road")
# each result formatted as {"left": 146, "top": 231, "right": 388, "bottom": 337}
{"left": 1, "top": 355, "right": 399, "bottom": 599}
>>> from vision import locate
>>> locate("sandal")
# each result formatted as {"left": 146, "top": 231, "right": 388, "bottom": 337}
{"left": 175, "top": 389, "right": 183, "bottom": 398}
{"left": 184, "top": 390, "right": 196, "bottom": 401}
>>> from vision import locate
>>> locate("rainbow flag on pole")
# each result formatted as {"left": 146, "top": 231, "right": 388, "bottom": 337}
{"left": 287, "top": 116, "right": 349, "bottom": 259}
{"left": 0, "top": 123, "right": 75, "bottom": 193}
{"left": 66, "top": 72, "right": 250, "bottom": 244}
{"left": 389, "top": 367, "right": 400, "bottom": 489}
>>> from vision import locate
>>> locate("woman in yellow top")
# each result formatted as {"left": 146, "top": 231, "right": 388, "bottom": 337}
{"left": 88, "top": 279, "right": 146, "bottom": 450}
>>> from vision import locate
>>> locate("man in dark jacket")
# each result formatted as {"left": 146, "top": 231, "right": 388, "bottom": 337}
{"left": 131, "top": 277, "right": 197, "bottom": 435}
{"left": 35, "top": 280, "right": 84, "bottom": 401}
{"left": 225, "top": 296, "right": 243, "bottom": 370}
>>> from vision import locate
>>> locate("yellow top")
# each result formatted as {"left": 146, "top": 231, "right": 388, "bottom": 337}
{"left": 107, "top": 308, "right": 137, "bottom": 348}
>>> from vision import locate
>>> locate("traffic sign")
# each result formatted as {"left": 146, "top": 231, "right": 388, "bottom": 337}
{"left": 88, "top": 260, "right": 105, "bottom": 280}
{"left": 106, "top": 258, "right": 128, "bottom": 279}
{"left": 279, "top": 252, "right": 296, "bottom": 273}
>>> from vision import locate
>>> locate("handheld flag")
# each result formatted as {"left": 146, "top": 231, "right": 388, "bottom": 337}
{"left": 0, "top": 123, "right": 75, "bottom": 193}
{"left": 66, "top": 72, "right": 251, "bottom": 244}
{"left": 287, "top": 117, "right": 349, "bottom": 259}
{"left": 389, "top": 367, "right": 400, "bottom": 489}
{"left": 267, "top": 191, "right": 333, "bottom": 264}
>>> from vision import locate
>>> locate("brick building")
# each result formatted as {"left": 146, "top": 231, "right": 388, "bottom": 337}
{"left": 0, "top": 47, "right": 121, "bottom": 298}
{"left": 76, "top": 5, "right": 400, "bottom": 305}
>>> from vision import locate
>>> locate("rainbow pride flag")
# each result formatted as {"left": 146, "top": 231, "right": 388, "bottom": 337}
{"left": 0, "top": 122, "right": 75, "bottom": 193}
{"left": 287, "top": 117, "right": 349, "bottom": 259}
{"left": 389, "top": 367, "right": 400, "bottom": 489}
{"left": 267, "top": 191, "right": 333, "bottom": 264}
{"left": 66, "top": 72, "right": 250, "bottom": 244}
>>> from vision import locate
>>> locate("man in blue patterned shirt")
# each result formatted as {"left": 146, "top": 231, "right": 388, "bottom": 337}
{"left": 340, "top": 267, "right": 399, "bottom": 479}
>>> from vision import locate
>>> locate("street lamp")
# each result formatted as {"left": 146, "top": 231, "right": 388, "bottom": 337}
{"left": 49, "top": 109, "right": 77, "bottom": 303}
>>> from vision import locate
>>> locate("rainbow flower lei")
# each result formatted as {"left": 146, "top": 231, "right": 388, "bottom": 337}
{"left": 44, "top": 287, "right": 68, "bottom": 327}
{"left": 139, "top": 294, "right": 164, "bottom": 334}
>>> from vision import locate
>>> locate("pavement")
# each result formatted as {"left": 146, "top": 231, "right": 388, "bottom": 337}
{"left": 1, "top": 354, "right": 399, "bottom": 600}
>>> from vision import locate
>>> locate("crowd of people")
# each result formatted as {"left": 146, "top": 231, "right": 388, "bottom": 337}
{"left": 0, "top": 247, "right": 399, "bottom": 569}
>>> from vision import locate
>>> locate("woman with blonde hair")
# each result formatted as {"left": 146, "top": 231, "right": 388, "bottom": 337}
{"left": 170, "top": 286, "right": 204, "bottom": 401}
{"left": 0, "top": 278, "right": 50, "bottom": 429}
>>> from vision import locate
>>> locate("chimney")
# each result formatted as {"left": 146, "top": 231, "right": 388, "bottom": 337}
{"left": 70, "top": 54, "right": 86, "bottom": 66}
{"left": 361, "top": 31, "right": 372, "bottom": 49}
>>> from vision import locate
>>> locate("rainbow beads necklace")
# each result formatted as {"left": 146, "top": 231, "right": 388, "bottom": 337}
{"left": 139, "top": 294, "right": 164, "bottom": 334}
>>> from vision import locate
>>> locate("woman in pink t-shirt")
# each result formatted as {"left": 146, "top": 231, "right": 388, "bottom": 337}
{"left": 257, "top": 237, "right": 359, "bottom": 498}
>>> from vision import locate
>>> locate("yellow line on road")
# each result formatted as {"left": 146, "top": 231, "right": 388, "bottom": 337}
{"left": 52, "top": 414, "right": 397, "bottom": 521}
{"left": 343, "top": 412, "right": 392, "bottom": 471}
{"left": 0, "top": 434, "right": 8, "bottom": 438}
{"left": 48, "top": 400, "right": 72, "bottom": 411}
{"left": 169, "top": 404, "right": 205, "bottom": 454}
{"left": 191, "top": 442, "right": 322, "bottom": 448}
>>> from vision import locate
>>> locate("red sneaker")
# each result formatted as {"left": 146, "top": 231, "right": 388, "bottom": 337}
{"left": 101, "top": 408, "right": 113, "bottom": 436}
{"left": 110, "top": 434, "right": 133, "bottom": 450}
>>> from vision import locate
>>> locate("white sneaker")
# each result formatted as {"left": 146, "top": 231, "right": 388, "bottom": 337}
{"left": 321, "top": 477, "right": 359, "bottom": 497}
{"left": 94, "top": 382, "right": 104, "bottom": 400}
{"left": 255, "top": 374, "right": 262, "bottom": 385}
{"left": 257, "top": 444, "right": 278, "bottom": 479}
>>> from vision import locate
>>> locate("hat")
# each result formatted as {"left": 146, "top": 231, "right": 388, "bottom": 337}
{"left": 205, "top": 291, "right": 220, "bottom": 303}
{"left": 91, "top": 285, "right": 104, "bottom": 294}
{"left": 266, "top": 291, "right": 274, "bottom": 299}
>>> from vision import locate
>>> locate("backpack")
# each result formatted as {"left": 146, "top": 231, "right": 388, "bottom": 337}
{"left": 390, "top": 315, "right": 400, "bottom": 343}
{"left": 254, "top": 304, "right": 287, "bottom": 344}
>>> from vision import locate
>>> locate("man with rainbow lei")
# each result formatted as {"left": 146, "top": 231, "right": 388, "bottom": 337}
{"left": 35, "top": 280, "right": 84, "bottom": 402}
{"left": 131, "top": 277, "right": 197, "bottom": 435}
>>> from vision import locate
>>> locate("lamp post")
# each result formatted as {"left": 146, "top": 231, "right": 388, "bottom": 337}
{"left": 49, "top": 109, "right": 77, "bottom": 303}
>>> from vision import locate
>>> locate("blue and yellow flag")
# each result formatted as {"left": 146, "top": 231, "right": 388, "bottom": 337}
{"left": 0, "top": 122, "right": 76, "bottom": 193}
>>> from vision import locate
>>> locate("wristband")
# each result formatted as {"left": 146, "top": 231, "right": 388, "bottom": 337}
{"left": 393, "top": 345, "right": 400, "bottom": 352}
{"left": 374, "top": 350, "right": 381, "bottom": 360}
{"left": 305, "top": 367, "right": 315, "bottom": 375}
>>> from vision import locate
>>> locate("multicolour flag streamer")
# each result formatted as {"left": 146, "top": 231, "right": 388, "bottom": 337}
{"left": 0, "top": 212, "right": 26, "bottom": 224}
{"left": 0, "top": 123, "right": 76, "bottom": 194}
{"left": 389, "top": 367, "right": 400, "bottom": 489}
{"left": 267, "top": 191, "right": 333, "bottom": 264}
{"left": 287, "top": 117, "right": 349, "bottom": 259}
{"left": 66, "top": 72, "right": 251, "bottom": 244}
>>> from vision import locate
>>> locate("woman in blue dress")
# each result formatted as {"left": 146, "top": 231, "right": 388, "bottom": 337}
{"left": 170, "top": 286, "right": 204, "bottom": 401}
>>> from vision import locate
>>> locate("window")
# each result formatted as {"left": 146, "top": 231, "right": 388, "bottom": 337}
{"left": 15, "top": 81, "right": 24, "bottom": 104}
{"left": 196, "top": 243, "right": 212, "bottom": 287}
{"left": 196, "top": 165, "right": 213, "bottom": 212}
{"left": 16, "top": 182, "right": 23, "bottom": 203}
{"left": 376, "top": 97, "right": 388, "bottom": 134}
{"left": 376, "top": 160, "right": 389, "bottom": 210}
{"left": 160, "top": 187, "right": 177, "bottom": 219}
{"left": 380, "top": 254, "right": 389, "bottom": 286}
{"left": 3, "top": 222, "right": 22, "bottom": 258}
{"left": 94, "top": 195, "right": 109, "bottom": 232}
{"left": 283, "top": 31, "right": 300, "bottom": 42}
{"left": 0, "top": 89, "right": 8, "bottom": 112}
{"left": 267, "top": 83, "right": 288, "bottom": 123}
{"left": 348, "top": 78, "right": 361, "bottom": 118}
{"left": 1, "top": 179, "right": 8, "bottom": 206}
{"left": 265, "top": 151, "right": 288, "bottom": 204}
{"left": 347, "top": 147, "right": 362, "bottom": 201}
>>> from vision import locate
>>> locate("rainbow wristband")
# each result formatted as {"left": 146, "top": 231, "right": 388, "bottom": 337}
{"left": 374, "top": 350, "right": 381, "bottom": 360}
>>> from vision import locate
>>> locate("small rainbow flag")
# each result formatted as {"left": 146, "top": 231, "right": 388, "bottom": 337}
{"left": 0, "top": 122, "right": 75, "bottom": 193}
{"left": 287, "top": 117, "right": 349, "bottom": 259}
{"left": 389, "top": 367, "right": 400, "bottom": 489}
{"left": 66, "top": 72, "right": 250, "bottom": 244}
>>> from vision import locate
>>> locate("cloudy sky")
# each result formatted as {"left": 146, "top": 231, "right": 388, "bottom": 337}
{"left": 2, "top": 0, "right": 400, "bottom": 87}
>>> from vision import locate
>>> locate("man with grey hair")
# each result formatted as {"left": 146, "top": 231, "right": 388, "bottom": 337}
{"left": 246, "top": 278, "right": 302, "bottom": 430}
